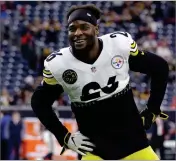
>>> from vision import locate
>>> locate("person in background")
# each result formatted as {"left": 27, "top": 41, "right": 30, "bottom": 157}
{"left": 156, "top": 38, "right": 173, "bottom": 63}
{"left": 0, "top": 111, "right": 11, "bottom": 160}
{"left": 8, "top": 111, "right": 23, "bottom": 160}
{"left": 150, "top": 117, "right": 176, "bottom": 160}
{"left": 0, "top": 87, "right": 14, "bottom": 106}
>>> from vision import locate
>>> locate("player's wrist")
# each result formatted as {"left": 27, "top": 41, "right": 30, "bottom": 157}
{"left": 145, "top": 106, "right": 168, "bottom": 119}
{"left": 60, "top": 132, "right": 71, "bottom": 155}
{"left": 64, "top": 132, "right": 71, "bottom": 146}
{"left": 143, "top": 105, "right": 161, "bottom": 116}
{"left": 146, "top": 103, "right": 162, "bottom": 115}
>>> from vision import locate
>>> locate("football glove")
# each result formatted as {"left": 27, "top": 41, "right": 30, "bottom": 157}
{"left": 140, "top": 107, "right": 169, "bottom": 130}
{"left": 60, "top": 131, "right": 95, "bottom": 156}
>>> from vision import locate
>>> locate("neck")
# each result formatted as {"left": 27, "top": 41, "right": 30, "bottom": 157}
{"left": 72, "top": 38, "right": 101, "bottom": 64}
{"left": 87, "top": 38, "right": 99, "bottom": 62}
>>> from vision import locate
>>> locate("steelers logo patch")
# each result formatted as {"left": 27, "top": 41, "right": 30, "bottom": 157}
{"left": 62, "top": 69, "right": 77, "bottom": 84}
{"left": 111, "top": 55, "right": 124, "bottom": 69}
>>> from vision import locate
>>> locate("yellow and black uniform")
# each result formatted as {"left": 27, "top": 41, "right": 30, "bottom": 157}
{"left": 31, "top": 31, "right": 169, "bottom": 160}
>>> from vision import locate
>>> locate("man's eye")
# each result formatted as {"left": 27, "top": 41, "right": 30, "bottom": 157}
{"left": 69, "top": 27, "right": 76, "bottom": 32}
{"left": 81, "top": 26, "right": 89, "bottom": 30}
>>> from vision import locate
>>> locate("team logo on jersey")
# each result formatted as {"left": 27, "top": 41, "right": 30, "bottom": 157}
{"left": 111, "top": 55, "right": 124, "bottom": 69}
{"left": 91, "top": 67, "right": 96, "bottom": 73}
{"left": 62, "top": 69, "right": 77, "bottom": 84}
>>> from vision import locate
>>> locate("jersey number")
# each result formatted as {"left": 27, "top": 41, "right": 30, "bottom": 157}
{"left": 46, "top": 50, "right": 62, "bottom": 62}
{"left": 110, "top": 31, "right": 128, "bottom": 38}
{"left": 80, "top": 76, "right": 119, "bottom": 101}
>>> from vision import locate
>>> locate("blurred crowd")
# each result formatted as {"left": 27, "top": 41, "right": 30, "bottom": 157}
{"left": 0, "top": 1, "right": 175, "bottom": 109}
{"left": 0, "top": 75, "right": 70, "bottom": 106}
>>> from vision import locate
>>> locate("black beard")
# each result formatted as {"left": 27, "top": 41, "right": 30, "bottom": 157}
{"left": 71, "top": 37, "right": 95, "bottom": 63}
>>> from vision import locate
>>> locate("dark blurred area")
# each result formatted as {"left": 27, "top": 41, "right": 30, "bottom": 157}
{"left": 0, "top": 1, "right": 175, "bottom": 160}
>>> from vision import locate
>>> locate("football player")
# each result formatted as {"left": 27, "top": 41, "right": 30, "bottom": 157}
{"left": 31, "top": 4, "right": 169, "bottom": 160}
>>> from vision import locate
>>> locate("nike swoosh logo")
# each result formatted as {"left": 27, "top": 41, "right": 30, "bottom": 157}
{"left": 71, "top": 137, "right": 76, "bottom": 146}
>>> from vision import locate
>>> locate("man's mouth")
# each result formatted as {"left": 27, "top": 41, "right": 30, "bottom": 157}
{"left": 74, "top": 39, "right": 86, "bottom": 45}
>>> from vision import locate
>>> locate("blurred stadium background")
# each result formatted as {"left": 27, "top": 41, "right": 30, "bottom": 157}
{"left": 0, "top": 1, "right": 175, "bottom": 160}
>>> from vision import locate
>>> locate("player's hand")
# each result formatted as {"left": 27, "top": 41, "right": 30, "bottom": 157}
{"left": 140, "top": 108, "right": 169, "bottom": 130}
{"left": 61, "top": 131, "right": 95, "bottom": 156}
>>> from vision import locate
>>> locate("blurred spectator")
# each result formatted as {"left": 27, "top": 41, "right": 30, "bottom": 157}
{"left": 141, "top": 33, "right": 157, "bottom": 53}
{"left": 120, "top": 7, "right": 132, "bottom": 22}
{"left": 152, "top": 2, "right": 164, "bottom": 21}
{"left": 57, "top": 93, "right": 70, "bottom": 106}
{"left": 145, "top": 16, "right": 158, "bottom": 33}
{"left": 21, "top": 89, "right": 33, "bottom": 105}
{"left": 2, "top": 20, "right": 10, "bottom": 41}
{"left": 156, "top": 38, "right": 173, "bottom": 63}
{"left": 24, "top": 75, "right": 35, "bottom": 90}
{"left": 150, "top": 118, "right": 176, "bottom": 160}
{"left": 20, "top": 27, "right": 37, "bottom": 70}
{"left": 171, "top": 96, "right": 176, "bottom": 109}
{"left": 100, "top": 9, "right": 119, "bottom": 27}
{"left": 168, "top": 63, "right": 175, "bottom": 84}
{"left": 0, "top": 88, "right": 13, "bottom": 106}
{"left": 8, "top": 112, "right": 23, "bottom": 160}
{"left": 163, "top": 2, "right": 175, "bottom": 24}
{"left": 29, "top": 17, "right": 43, "bottom": 39}
{"left": 20, "top": 75, "right": 35, "bottom": 105}
{"left": 0, "top": 112, "right": 11, "bottom": 160}
{"left": 43, "top": 18, "right": 61, "bottom": 44}
{"left": 14, "top": 1, "right": 38, "bottom": 7}
{"left": 1, "top": 1, "right": 15, "bottom": 10}
{"left": 10, "top": 88, "right": 23, "bottom": 105}
{"left": 130, "top": 2, "right": 144, "bottom": 24}
{"left": 33, "top": 76, "right": 43, "bottom": 89}
{"left": 135, "top": 22, "right": 152, "bottom": 40}
{"left": 2, "top": 76, "right": 43, "bottom": 106}
{"left": 41, "top": 126, "right": 54, "bottom": 160}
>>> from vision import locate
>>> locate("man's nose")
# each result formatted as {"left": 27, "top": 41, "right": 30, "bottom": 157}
{"left": 75, "top": 28, "right": 83, "bottom": 36}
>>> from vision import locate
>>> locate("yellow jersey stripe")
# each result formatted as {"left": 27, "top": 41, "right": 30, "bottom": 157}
{"left": 130, "top": 49, "right": 139, "bottom": 56}
{"left": 131, "top": 41, "right": 136, "bottom": 49}
{"left": 131, "top": 41, "right": 136, "bottom": 48}
{"left": 43, "top": 77, "right": 58, "bottom": 85}
{"left": 43, "top": 69, "right": 52, "bottom": 75}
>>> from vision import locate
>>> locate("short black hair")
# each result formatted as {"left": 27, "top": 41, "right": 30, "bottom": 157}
{"left": 66, "top": 4, "right": 102, "bottom": 20}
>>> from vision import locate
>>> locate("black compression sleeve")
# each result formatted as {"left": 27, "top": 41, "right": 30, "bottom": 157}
{"left": 129, "top": 51, "right": 169, "bottom": 114}
{"left": 31, "top": 82, "right": 69, "bottom": 146}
